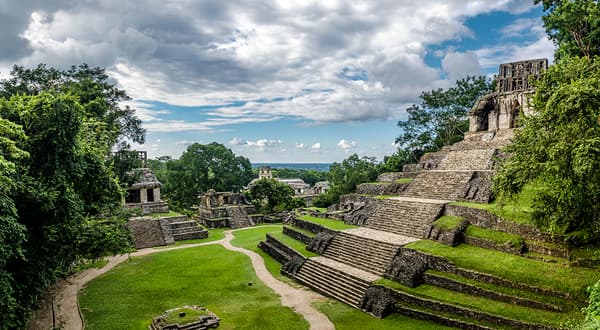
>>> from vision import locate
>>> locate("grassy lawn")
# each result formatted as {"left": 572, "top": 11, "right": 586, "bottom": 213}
{"left": 376, "top": 279, "right": 579, "bottom": 327}
{"left": 314, "top": 299, "right": 454, "bottom": 330}
{"left": 229, "top": 225, "right": 297, "bottom": 284}
{"left": 406, "top": 240, "right": 599, "bottom": 299}
{"left": 433, "top": 216, "right": 463, "bottom": 230}
{"left": 305, "top": 207, "right": 327, "bottom": 212}
{"left": 464, "top": 226, "right": 524, "bottom": 248}
{"left": 297, "top": 214, "right": 357, "bottom": 230}
{"left": 269, "top": 232, "right": 318, "bottom": 258}
{"left": 395, "top": 178, "right": 414, "bottom": 184}
{"left": 79, "top": 243, "right": 308, "bottom": 329}
{"left": 451, "top": 183, "right": 539, "bottom": 225}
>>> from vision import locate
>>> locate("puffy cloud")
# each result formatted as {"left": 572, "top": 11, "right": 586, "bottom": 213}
{"left": 311, "top": 142, "right": 321, "bottom": 150}
{"left": 337, "top": 139, "right": 357, "bottom": 149}
{"left": 441, "top": 51, "right": 482, "bottom": 82}
{"left": 0, "top": 0, "right": 543, "bottom": 130}
{"left": 295, "top": 143, "right": 305, "bottom": 148}
{"left": 229, "top": 137, "right": 246, "bottom": 145}
{"left": 175, "top": 140, "right": 196, "bottom": 146}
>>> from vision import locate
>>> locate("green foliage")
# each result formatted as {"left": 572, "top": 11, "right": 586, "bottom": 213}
{"left": 0, "top": 63, "right": 142, "bottom": 328}
{"left": 319, "top": 154, "right": 379, "bottom": 206}
{"left": 396, "top": 76, "right": 494, "bottom": 158}
{"left": 79, "top": 243, "right": 308, "bottom": 329}
{"left": 161, "top": 143, "right": 253, "bottom": 209}
{"left": 433, "top": 216, "right": 464, "bottom": 230}
{"left": 493, "top": 56, "right": 600, "bottom": 243}
{"left": 247, "top": 178, "right": 295, "bottom": 213}
{"left": 582, "top": 280, "right": 600, "bottom": 329}
{"left": 296, "top": 214, "right": 358, "bottom": 230}
{"left": 535, "top": 0, "right": 600, "bottom": 59}
{"left": 464, "top": 226, "right": 525, "bottom": 249}
{"left": 379, "top": 148, "right": 416, "bottom": 172}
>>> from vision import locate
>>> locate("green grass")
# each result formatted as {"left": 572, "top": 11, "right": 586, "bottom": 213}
{"left": 375, "top": 279, "right": 579, "bottom": 327}
{"left": 229, "top": 225, "right": 297, "bottom": 284}
{"left": 149, "top": 210, "right": 183, "bottom": 218}
{"left": 464, "top": 226, "right": 524, "bottom": 248}
{"left": 425, "top": 269, "right": 578, "bottom": 311}
{"left": 395, "top": 178, "right": 414, "bottom": 184}
{"left": 163, "top": 307, "right": 210, "bottom": 324}
{"left": 286, "top": 225, "right": 315, "bottom": 238}
{"left": 305, "top": 207, "right": 326, "bottom": 212}
{"left": 451, "top": 183, "right": 539, "bottom": 225}
{"left": 314, "top": 299, "right": 454, "bottom": 330}
{"left": 405, "top": 240, "right": 599, "bottom": 299}
{"left": 71, "top": 259, "right": 109, "bottom": 274}
{"left": 297, "top": 214, "right": 357, "bottom": 230}
{"left": 433, "top": 216, "right": 464, "bottom": 230}
{"left": 269, "top": 232, "right": 318, "bottom": 258}
{"left": 79, "top": 243, "right": 308, "bottom": 329}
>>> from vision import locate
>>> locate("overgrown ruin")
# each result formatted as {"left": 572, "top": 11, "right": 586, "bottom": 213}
{"left": 257, "top": 59, "right": 585, "bottom": 329}
{"left": 197, "top": 190, "right": 262, "bottom": 228}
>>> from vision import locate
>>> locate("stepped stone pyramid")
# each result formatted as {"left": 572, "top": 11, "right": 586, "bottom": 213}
{"left": 260, "top": 59, "right": 567, "bottom": 328}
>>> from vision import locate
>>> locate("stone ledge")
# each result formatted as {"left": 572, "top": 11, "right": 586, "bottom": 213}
{"left": 283, "top": 226, "right": 313, "bottom": 245}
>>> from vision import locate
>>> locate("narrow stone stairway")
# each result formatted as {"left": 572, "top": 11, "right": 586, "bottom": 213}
{"left": 401, "top": 170, "right": 475, "bottom": 200}
{"left": 294, "top": 257, "right": 379, "bottom": 308}
{"left": 364, "top": 198, "right": 445, "bottom": 238}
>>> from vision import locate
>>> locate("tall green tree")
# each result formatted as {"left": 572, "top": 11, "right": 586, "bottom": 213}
{"left": 535, "top": 0, "right": 600, "bottom": 59}
{"left": 163, "top": 143, "right": 253, "bottom": 209}
{"left": 396, "top": 76, "right": 494, "bottom": 160}
{"left": 494, "top": 56, "right": 600, "bottom": 243}
{"left": 247, "top": 178, "right": 296, "bottom": 213}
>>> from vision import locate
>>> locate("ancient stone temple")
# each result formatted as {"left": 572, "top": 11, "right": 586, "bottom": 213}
{"left": 125, "top": 167, "right": 169, "bottom": 214}
{"left": 469, "top": 58, "right": 547, "bottom": 133}
{"left": 198, "top": 190, "right": 260, "bottom": 228}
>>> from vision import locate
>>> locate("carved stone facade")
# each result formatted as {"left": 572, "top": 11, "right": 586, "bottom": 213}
{"left": 198, "top": 190, "right": 259, "bottom": 228}
{"left": 469, "top": 58, "right": 548, "bottom": 133}
{"left": 124, "top": 167, "right": 169, "bottom": 214}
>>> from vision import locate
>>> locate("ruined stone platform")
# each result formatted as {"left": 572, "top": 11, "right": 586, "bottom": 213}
{"left": 310, "top": 256, "right": 381, "bottom": 282}
{"left": 341, "top": 228, "right": 419, "bottom": 246}
{"left": 387, "top": 196, "right": 451, "bottom": 204}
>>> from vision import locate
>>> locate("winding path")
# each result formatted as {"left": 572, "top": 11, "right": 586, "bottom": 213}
{"left": 56, "top": 226, "right": 334, "bottom": 330}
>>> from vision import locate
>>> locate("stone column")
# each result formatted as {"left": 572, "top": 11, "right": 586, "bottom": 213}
{"left": 140, "top": 188, "right": 148, "bottom": 203}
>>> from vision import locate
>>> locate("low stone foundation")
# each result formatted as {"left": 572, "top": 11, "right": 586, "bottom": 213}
{"left": 127, "top": 217, "right": 174, "bottom": 249}
{"left": 355, "top": 182, "right": 410, "bottom": 196}
{"left": 425, "top": 220, "right": 470, "bottom": 246}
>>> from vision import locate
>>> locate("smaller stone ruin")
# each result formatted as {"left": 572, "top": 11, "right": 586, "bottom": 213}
{"left": 150, "top": 306, "right": 220, "bottom": 330}
{"left": 124, "top": 167, "right": 169, "bottom": 214}
{"left": 198, "top": 190, "right": 260, "bottom": 228}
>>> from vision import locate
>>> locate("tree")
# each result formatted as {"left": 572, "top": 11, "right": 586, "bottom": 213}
{"left": 163, "top": 143, "right": 253, "bottom": 209}
{"left": 247, "top": 178, "right": 296, "bottom": 213}
{"left": 396, "top": 76, "right": 494, "bottom": 160}
{"left": 379, "top": 148, "right": 417, "bottom": 173}
{"left": 493, "top": 56, "right": 600, "bottom": 243}
{"left": 313, "top": 154, "right": 380, "bottom": 207}
{"left": 535, "top": 0, "right": 600, "bottom": 59}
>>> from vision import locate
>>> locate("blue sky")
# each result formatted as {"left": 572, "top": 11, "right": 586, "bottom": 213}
{"left": 0, "top": 1, "right": 554, "bottom": 163}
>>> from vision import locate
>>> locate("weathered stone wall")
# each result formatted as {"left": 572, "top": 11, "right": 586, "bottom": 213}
{"left": 425, "top": 220, "right": 469, "bottom": 246}
{"left": 307, "top": 231, "right": 337, "bottom": 254}
{"left": 377, "top": 172, "right": 416, "bottom": 182}
{"left": 444, "top": 204, "right": 556, "bottom": 242}
{"left": 355, "top": 182, "right": 409, "bottom": 196}
{"left": 127, "top": 217, "right": 172, "bottom": 248}
{"left": 339, "top": 194, "right": 377, "bottom": 226}
{"left": 283, "top": 226, "right": 313, "bottom": 245}
{"left": 289, "top": 217, "right": 337, "bottom": 235}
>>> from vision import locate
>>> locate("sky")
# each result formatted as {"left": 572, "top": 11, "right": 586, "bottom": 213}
{"left": 0, "top": 1, "right": 555, "bottom": 163}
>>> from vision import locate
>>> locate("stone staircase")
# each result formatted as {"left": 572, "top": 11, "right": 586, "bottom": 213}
{"left": 364, "top": 198, "right": 445, "bottom": 238}
{"left": 294, "top": 257, "right": 377, "bottom": 308}
{"left": 435, "top": 149, "right": 496, "bottom": 171}
{"left": 322, "top": 231, "right": 402, "bottom": 275}
{"left": 401, "top": 171, "right": 475, "bottom": 200}
{"left": 226, "top": 206, "right": 253, "bottom": 228}
{"left": 167, "top": 217, "right": 207, "bottom": 241}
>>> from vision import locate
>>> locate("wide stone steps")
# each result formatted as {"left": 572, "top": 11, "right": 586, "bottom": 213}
{"left": 167, "top": 220, "right": 207, "bottom": 241}
{"left": 294, "top": 258, "right": 372, "bottom": 308}
{"left": 435, "top": 149, "right": 496, "bottom": 171}
{"left": 401, "top": 171, "right": 474, "bottom": 200}
{"left": 322, "top": 232, "right": 399, "bottom": 275}
{"left": 365, "top": 199, "right": 444, "bottom": 238}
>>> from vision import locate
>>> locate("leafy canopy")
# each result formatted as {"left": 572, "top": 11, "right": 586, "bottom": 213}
{"left": 396, "top": 76, "right": 494, "bottom": 159}
{"left": 246, "top": 178, "right": 299, "bottom": 213}
{"left": 535, "top": 0, "right": 600, "bottom": 59}
{"left": 493, "top": 56, "right": 600, "bottom": 243}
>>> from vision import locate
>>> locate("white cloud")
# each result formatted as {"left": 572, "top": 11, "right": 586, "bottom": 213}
{"left": 175, "top": 140, "right": 196, "bottom": 146}
{"left": 311, "top": 142, "right": 321, "bottom": 151}
{"left": 1, "top": 1, "right": 544, "bottom": 130}
{"left": 229, "top": 137, "right": 246, "bottom": 145}
{"left": 295, "top": 143, "right": 305, "bottom": 148}
{"left": 337, "top": 139, "right": 357, "bottom": 149}
{"left": 441, "top": 51, "right": 482, "bottom": 82}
